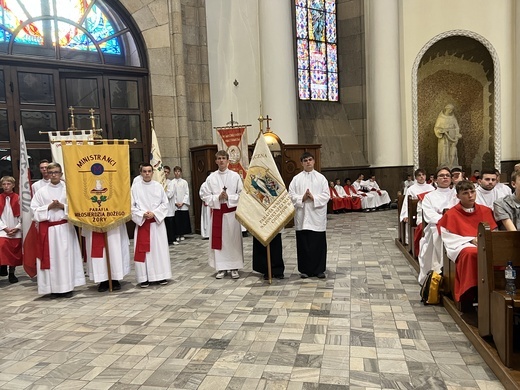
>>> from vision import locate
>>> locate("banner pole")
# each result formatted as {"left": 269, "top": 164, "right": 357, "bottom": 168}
{"left": 267, "top": 243, "right": 272, "bottom": 285}
{"left": 104, "top": 232, "right": 113, "bottom": 292}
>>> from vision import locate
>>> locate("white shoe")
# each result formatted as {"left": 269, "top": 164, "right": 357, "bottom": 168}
{"left": 173, "top": 241, "right": 179, "bottom": 245}
{"left": 216, "top": 270, "right": 226, "bottom": 279}
{"left": 180, "top": 236, "right": 185, "bottom": 241}
{"left": 231, "top": 269, "right": 239, "bottom": 279}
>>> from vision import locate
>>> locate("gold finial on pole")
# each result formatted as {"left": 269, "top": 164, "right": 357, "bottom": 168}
{"left": 89, "top": 108, "right": 96, "bottom": 130}
{"left": 148, "top": 110, "right": 154, "bottom": 129}
{"left": 68, "top": 106, "right": 76, "bottom": 130}
{"left": 258, "top": 115, "right": 264, "bottom": 133}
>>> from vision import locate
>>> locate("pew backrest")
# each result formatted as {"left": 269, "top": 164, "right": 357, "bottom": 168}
{"left": 477, "top": 222, "right": 520, "bottom": 337}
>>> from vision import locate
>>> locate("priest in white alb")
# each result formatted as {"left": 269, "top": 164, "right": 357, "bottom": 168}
{"left": 30, "top": 162, "right": 85, "bottom": 298}
{"left": 131, "top": 163, "right": 171, "bottom": 288}
{"left": 200, "top": 150, "right": 244, "bottom": 279}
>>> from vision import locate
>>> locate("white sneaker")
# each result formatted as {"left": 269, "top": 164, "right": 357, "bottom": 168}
{"left": 231, "top": 269, "right": 239, "bottom": 279}
{"left": 216, "top": 270, "right": 226, "bottom": 279}
{"left": 173, "top": 241, "right": 179, "bottom": 246}
{"left": 180, "top": 236, "right": 185, "bottom": 241}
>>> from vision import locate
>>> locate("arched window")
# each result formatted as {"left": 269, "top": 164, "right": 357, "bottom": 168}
{"left": 295, "top": 0, "right": 338, "bottom": 101}
{"left": 0, "top": 0, "right": 148, "bottom": 181}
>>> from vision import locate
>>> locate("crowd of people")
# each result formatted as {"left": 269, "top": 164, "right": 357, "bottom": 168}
{"left": 0, "top": 151, "right": 332, "bottom": 297}
{"left": 328, "top": 174, "right": 391, "bottom": 213}
{"left": 400, "top": 164, "right": 520, "bottom": 305}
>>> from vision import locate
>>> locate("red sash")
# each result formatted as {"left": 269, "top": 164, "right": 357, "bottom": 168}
{"left": 91, "top": 232, "right": 105, "bottom": 258}
{"left": 38, "top": 220, "right": 68, "bottom": 269}
{"left": 211, "top": 204, "right": 236, "bottom": 250}
{"left": 134, "top": 219, "right": 156, "bottom": 262}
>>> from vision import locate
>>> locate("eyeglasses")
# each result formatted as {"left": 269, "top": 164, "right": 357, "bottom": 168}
{"left": 437, "top": 174, "right": 451, "bottom": 178}
{"left": 48, "top": 171, "right": 62, "bottom": 176}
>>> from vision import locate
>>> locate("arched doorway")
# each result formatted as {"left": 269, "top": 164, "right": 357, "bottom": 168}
{"left": 0, "top": 0, "right": 149, "bottom": 181}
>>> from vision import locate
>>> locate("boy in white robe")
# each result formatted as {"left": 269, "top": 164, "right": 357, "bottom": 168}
{"left": 289, "top": 152, "right": 330, "bottom": 279}
{"left": 30, "top": 163, "right": 85, "bottom": 297}
{"left": 417, "top": 167, "right": 459, "bottom": 284}
{"left": 475, "top": 169, "right": 500, "bottom": 209}
{"left": 131, "top": 163, "right": 172, "bottom": 287}
{"left": 83, "top": 224, "right": 131, "bottom": 292}
{"left": 200, "top": 150, "right": 244, "bottom": 279}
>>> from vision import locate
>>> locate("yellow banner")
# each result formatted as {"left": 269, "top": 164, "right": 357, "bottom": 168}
{"left": 62, "top": 141, "right": 131, "bottom": 232}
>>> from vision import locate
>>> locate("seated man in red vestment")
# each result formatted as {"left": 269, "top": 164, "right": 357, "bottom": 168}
{"left": 329, "top": 181, "right": 346, "bottom": 213}
{"left": 438, "top": 180, "right": 497, "bottom": 303}
{"left": 343, "top": 178, "right": 362, "bottom": 210}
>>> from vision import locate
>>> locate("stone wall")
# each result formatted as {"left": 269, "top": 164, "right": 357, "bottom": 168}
{"left": 297, "top": 0, "right": 368, "bottom": 168}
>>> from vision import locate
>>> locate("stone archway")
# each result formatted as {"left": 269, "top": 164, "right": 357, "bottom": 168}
{"left": 412, "top": 30, "right": 500, "bottom": 174}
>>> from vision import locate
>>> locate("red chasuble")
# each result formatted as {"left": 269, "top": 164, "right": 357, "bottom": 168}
{"left": 0, "top": 192, "right": 22, "bottom": 266}
{"left": 438, "top": 203, "right": 497, "bottom": 301}
{"left": 343, "top": 185, "right": 362, "bottom": 210}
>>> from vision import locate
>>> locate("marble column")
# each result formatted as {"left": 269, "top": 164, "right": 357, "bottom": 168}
{"left": 365, "top": 0, "right": 402, "bottom": 166}
{"left": 258, "top": 0, "right": 298, "bottom": 144}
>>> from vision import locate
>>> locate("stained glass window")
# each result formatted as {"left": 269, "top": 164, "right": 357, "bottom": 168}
{"left": 0, "top": 0, "right": 141, "bottom": 67}
{"left": 296, "top": 0, "right": 338, "bottom": 101}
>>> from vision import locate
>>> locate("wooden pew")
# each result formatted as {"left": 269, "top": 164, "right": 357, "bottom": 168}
{"left": 407, "top": 197, "right": 419, "bottom": 257}
{"left": 397, "top": 194, "right": 405, "bottom": 244}
{"left": 477, "top": 222, "right": 520, "bottom": 367}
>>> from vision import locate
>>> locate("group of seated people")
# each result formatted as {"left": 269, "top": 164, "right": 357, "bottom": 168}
{"left": 400, "top": 163, "right": 520, "bottom": 304}
{"left": 328, "top": 174, "right": 392, "bottom": 213}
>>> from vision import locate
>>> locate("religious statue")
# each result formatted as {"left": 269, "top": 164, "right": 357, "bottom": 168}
{"left": 434, "top": 104, "right": 462, "bottom": 168}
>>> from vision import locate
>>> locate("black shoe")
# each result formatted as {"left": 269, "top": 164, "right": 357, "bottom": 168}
{"left": 300, "top": 273, "right": 309, "bottom": 279}
{"left": 98, "top": 281, "right": 109, "bottom": 292}
{"left": 112, "top": 280, "right": 121, "bottom": 290}
{"left": 8, "top": 273, "right": 18, "bottom": 283}
{"left": 0, "top": 265, "right": 7, "bottom": 276}
{"left": 140, "top": 281, "right": 150, "bottom": 288}
{"left": 62, "top": 291, "right": 73, "bottom": 298}
{"left": 274, "top": 274, "right": 285, "bottom": 279}
{"left": 317, "top": 273, "right": 326, "bottom": 279}
{"left": 158, "top": 279, "right": 168, "bottom": 285}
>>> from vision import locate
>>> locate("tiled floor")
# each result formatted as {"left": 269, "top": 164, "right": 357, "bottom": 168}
{"left": 0, "top": 210, "right": 504, "bottom": 389}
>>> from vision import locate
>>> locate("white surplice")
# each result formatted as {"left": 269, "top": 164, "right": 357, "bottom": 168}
{"left": 362, "top": 179, "right": 391, "bottom": 207}
{"left": 475, "top": 185, "right": 500, "bottom": 209}
{"left": 200, "top": 169, "right": 244, "bottom": 271}
{"left": 399, "top": 182, "right": 435, "bottom": 244}
{"left": 417, "top": 187, "right": 458, "bottom": 284}
{"left": 167, "top": 178, "right": 190, "bottom": 212}
{"left": 131, "top": 180, "right": 172, "bottom": 283}
{"left": 83, "top": 225, "right": 131, "bottom": 283}
{"left": 31, "top": 178, "right": 50, "bottom": 195}
{"left": 289, "top": 169, "right": 330, "bottom": 232}
{"left": 353, "top": 180, "right": 377, "bottom": 209}
{"left": 199, "top": 181, "right": 211, "bottom": 239}
{"left": 30, "top": 182, "right": 85, "bottom": 295}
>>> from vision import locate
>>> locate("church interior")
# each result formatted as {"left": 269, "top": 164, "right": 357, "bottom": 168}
{"left": 1, "top": 0, "right": 520, "bottom": 389}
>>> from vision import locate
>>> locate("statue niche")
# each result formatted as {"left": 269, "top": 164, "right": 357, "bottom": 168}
{"left": 434, "top": 103, "right": 462, "bottom": 169}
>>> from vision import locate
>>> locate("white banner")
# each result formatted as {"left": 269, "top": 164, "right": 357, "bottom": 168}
{"left": 236, "top": 134, "right": 294, "bottom": 246}
{"left": 48, "top": 130, "right": 96, "bottom": 179}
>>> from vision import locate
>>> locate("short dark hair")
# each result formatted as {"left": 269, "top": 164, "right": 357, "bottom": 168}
{"left": 140, "top": 163, "right": 153, "bottom": 172}
{"left": 163, "top": 165, "right": 171, "bottom": 170}
{"left": 450, "top": 167, "right": 463, "bottom": 174}
{"left": 480, "top": 168, "right": 496, "bottom": 177}
{"left": 455, "top": 180, "right": 475, "bottom": 194}
{"left": 39, "top": 159, "right": 49, "bottom": 165}
{"left": 300, "top": 152, "right": 314, "bottom": 161}
{"left": 414, "top": 168, "right": 425, "bottom": 177}
{"left": 344, "top": 178, "right": 351, "bottom": 183}
{"left": 215, "top": 150, "right": 229, "bottom": 159}
{"left": 435, "top": 167, "right": 450, "bottom": 178}
{"left": 174, "top": 166, "right": 182, "bottom": 172}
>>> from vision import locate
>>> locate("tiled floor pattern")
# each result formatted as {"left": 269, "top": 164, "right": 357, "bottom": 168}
{"left": 0, "top": 210, "right": 504, "bottom": 389}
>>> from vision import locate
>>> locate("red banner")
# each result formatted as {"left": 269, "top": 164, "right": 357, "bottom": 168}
{"left": 216, "top": 126, "right": 249, "bottom": 179}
